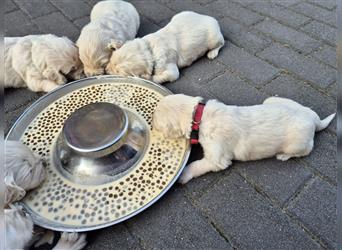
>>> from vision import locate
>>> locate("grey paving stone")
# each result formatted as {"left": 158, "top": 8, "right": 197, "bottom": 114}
{"left": 271, "top": 0, "right": 303, "bottom": 7}
{"left": 217, "top": 44, "right": 280, "bottom": 86}
{"left": 129, "top": 0, "right": 175, "bottom": 24}
{"left": 220, "top": 16, "right": 271, "bottom": 54}
{"left": 291, "top": 2, "right": 336, "bottom": 27}
{"left": 207, "top": 71, "right": 268, "bottom": 105}
{"left": 208, "top": 0, "right": 264, "bottom": 26}
{"left": 166, "top": 0, "right": 222, "bottom": 20}
{"left": 163, "top": 75, "right": 214, "bottom": 99}
{"left": 312, "top": 45, "right": 336, "bottom": 68}
{"left": 248, "top": 2, "right": 310, "bottom": 28}
{"left": 127, "top": 188, "right": 233, "bottom": 249}
{"left": 180, "top": 57, "right": 226, "bottom": 85}
{"left": 300, "top": 131, "right": 337, "bottom": 184}
{"left": 5, "top": 0, "right": 18, "bottom": 13}
{"left": 261, "top": 74, "right": 336, "bottom": 118}
{"left": 4, "top": 88, "right": 42, "bottom": 113}
{"left": 5, "top": 10, "right": 41, "bottom": 36}
{"left": 183, "top": 144, "right": 227, "bottom": 200}
{"left": 34, "top": 12, "right": 80, "bottom": 41}
{"left": 327, "top": 82, "right": 337, "bottom": 98}
{"left": 237, "top": 158, "right": 313, "bottom": 205}
{"left": 137, "top": 15, "right": 161, "bottom": 37}
{"left": 5, "top": 104, "right": 29, "bottom": 135}
{"left": 301, "top": 20, "right": 336, "bottom": 47}
{"left": 198, "top": 172, "right": 321, "bottom": 249}
{"left": 287, "top": 178, "right": 336, "bottom": 249}
{"left": 255, "top": 19, "right": 321, "bottom": 54}
{"left": 73, "top": 15, "right": 90, "bottom": 29}
{"left": 258, "top": 43, "right": 336, "bottom": 88}
{"left": 14, "top": 0, "right": 56, "bottom": 18}
{"left": 307, "top": 0, "right": 336, "bottom": 10}
{"left": 50, "top": 0, "right": 92, "bottom": 21}
{"left": 84, "top": 224, "right": 141, "bottom": 250}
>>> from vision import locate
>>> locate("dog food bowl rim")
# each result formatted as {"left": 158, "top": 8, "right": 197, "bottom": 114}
{"left": 6, "top": 75, "right": 191, "bottom": 232}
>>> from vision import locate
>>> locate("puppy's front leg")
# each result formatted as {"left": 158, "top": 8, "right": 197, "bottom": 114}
{"left": 26, "top": 68, "right": 60, "bottom": 92}
{"left": 179, "top": 142, "right": 233, "bottom": 184}
{"left": 179, "top": 158, "right": 218, "bottom": 184}
{"left": 152, "top": 63, "right": 179, "bottom": 84}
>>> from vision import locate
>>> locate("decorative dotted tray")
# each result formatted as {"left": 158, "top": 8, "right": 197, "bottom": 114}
{"left": 6, "top": 76, "right": 190, "bottom": 232}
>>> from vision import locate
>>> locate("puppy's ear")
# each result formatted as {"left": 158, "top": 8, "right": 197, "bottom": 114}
{"left": 5, "top": 175, "right": 26, "bottom": 206}
{"left": 106, "top": 39, "right": 123, "bottom": 51}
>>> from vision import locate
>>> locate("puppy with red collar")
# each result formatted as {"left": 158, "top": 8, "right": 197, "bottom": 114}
{"left": 152, "top": 94, "right": 335, "bottom": 184}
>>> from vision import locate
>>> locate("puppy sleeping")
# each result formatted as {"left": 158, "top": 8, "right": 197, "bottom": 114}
{"left": 152, "top": 94, "right": 335, "bottom": 184}
{"left": 5, "top": 140, "right": 87, "bottom": 250}
{"left": 106, "top": 11, "right": 224, "bottom": 84}
{"left": 5, "top": 34, "right": 84, "bottom": 92}
{"left": 77, "top": 0, "right": 140, "bottom": 76}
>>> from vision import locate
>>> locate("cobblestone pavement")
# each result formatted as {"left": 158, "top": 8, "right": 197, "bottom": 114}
{"left": 5, "top": 0, "right": 337, "bottom": 249}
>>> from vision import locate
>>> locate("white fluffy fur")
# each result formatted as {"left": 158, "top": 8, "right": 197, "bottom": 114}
{"left": 152, "top": 94, "right": 336, "bottom": 184}
{"left": 5, "top": 140, "right": 46, "bottom": 206}
{"left": 77, "top": 0, "right": 140, "bottom": 76}
{"left": 106, "top": 11, "right": 224, "bottom": 84}
{"left": 53, "top": 232, "right": 87, "bottom": 250}
{"left": 5, "top": 34, "right": 84, "bottom": 92}
{"left": 5, "top": 141, "right": 87, "bottom": 250}
{"left": 5, "top": 205, "right": 34, "bottom": 249}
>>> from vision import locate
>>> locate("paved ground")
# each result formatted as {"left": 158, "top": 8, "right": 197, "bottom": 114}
{"left": 5, "top": 0, "right": 337, "bottom": 249}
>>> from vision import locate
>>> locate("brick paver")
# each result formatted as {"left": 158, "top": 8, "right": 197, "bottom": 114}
{"left": 5, "top": 0, "right": 336, "bottom": 249}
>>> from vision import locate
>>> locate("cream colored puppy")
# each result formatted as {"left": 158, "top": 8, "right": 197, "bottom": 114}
{"left": 5, "top": 34, "right": 83, "bottom": 92}
{"left": 153, "top": 94, "right": 335, "bottom": 184}
{"left": 6, "top": 205, "right": 87, "bottom": 250}
{"left": 77, "top": 0, "right": 140, "bottom": 77}
{"left": 5, "top": 141, "right": 87, "bottom": 250}
{"left": 106, "top": 11, "right": 224, "bottom": 84}
{"left": 5, "top": 140, "right": 46, "bottom": 206}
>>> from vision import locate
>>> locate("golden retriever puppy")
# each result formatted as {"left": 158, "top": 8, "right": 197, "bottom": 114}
{"left": 106, "top": 11, "right": 224, "bottom": 84}
{"left": 5, "top": 34, "right": 83, "bottom": 92}
{"left": 5, "top": 140, "right": 46, "bottom": 206}
{"left": 77, "top": 0, "right": 140, "bottom": 77}
{"left": 5, "top": 140, "right": 87, "bottom": 250}
{"left": 152, "top": 95, "right": 335, "bottom": 184}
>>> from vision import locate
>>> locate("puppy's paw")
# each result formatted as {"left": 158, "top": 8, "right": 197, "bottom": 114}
{"left": 53, "top": 232, "right": 87, "bottom": 250}
{"left": 207, "top": 48, "right": 220, "bottom": 60}
{"left": 178, "top": 168, "right": 193, "bottom": 184}
{"left": 276, "top": 154, "right": 291, "bottom": 161}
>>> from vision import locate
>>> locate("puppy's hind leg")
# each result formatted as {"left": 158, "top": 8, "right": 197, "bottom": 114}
{"left": 207, "top": 33, "right": 224, "bottom": 60}
{"left": 152, "top": 64, "right": 179, "bottom": 84}
{"left": 276, "top": 138, "right": 314, "bottom": 161}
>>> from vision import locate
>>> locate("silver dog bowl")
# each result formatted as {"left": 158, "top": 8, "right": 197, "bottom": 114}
{"left": 6, "top": 75, "right": 190, "bottom": 232}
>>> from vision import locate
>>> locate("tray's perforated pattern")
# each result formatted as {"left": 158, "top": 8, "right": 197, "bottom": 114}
{"left": 21, "top": 82, "right": 187, "bottom": 228}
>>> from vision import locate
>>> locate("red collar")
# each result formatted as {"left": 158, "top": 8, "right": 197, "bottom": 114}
{"left": 190, "top": 100, "right": 206, "bottom": 145}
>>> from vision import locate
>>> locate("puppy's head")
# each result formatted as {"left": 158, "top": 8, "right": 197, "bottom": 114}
{"left": 106, "top": 39, "right": 153, "bottom": 79}
{"left": 32, "top": 34, "right": 84, "bottom": 84}
{"left": 5, "top": 205, "right": 34, "bottom": 249}
{"left": 5, "top": 141, "right": 46, "bottom": 192}
{"left": 76, "top": 29, "right": 117, "bottom": 77}
{"left": 152, "top": 94, "right": 202, "bottom": 139}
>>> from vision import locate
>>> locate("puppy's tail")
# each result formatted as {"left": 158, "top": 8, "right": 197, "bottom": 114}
{"left": 316, "top": 113, "right": 336, "bottom": 131}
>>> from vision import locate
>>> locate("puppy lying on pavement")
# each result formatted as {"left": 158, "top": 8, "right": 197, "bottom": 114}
{"left": 77, "top": 0, "right": 140, "bottom": 77}
{"left": 152, "top": 94, "right": 335, "bottom": 184}
{"left": 5, "top": 34, "right": 83, "bottom": 92}
{"left": 5, "top": 140, "right": 87, "bottom": 250}
{"left": 106, "top": 11, "right": 224, "bottom": 84}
